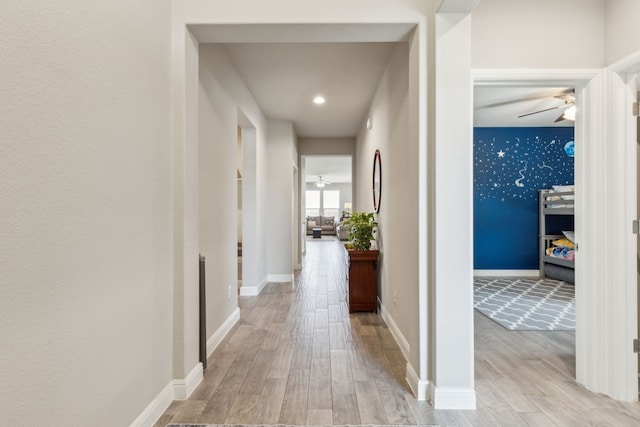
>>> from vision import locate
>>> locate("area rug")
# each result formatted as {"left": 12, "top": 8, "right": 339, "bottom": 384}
{"left": 473, "top": 277, "right": 575, "bottom": 331}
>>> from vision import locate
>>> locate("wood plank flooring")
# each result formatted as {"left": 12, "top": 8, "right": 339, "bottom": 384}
{"left": 155, "top": 238, "right": 640, "bottom": 426}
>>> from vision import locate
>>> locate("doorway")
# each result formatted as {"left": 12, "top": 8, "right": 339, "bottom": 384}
{"left": 302, "top": 155, "right": 353, "bottom": 243}
{"left": 472, "top": 78, "right": 584, "bottom": 389}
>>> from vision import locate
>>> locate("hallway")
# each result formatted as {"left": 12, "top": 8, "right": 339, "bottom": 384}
{"left": 156, "top": 238, "right": 436, "bottom": 425}
{"left": 156, "top": 238, "right": 640, "bottom": 426}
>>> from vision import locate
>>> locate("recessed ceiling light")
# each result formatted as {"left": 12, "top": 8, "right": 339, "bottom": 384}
{"left": 313, "top": 95, "right": 326, "bottom": 105}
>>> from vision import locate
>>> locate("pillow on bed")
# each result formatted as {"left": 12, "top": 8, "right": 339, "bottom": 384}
{"left": 563, "top": 230, "right": 575, "bottom": 243}
{"left": 552, "top": 237, "right": 575, "bottom": 249}
{"left": 552, "top": 184, "right": 575, "bottom": 200}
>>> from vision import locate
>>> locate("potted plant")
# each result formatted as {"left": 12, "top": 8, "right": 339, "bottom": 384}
{"left": 342, "top": 211, "right": 379, "bottom": 312}
{"left": 342, "top": 211, "right": 378, "bottom": 250}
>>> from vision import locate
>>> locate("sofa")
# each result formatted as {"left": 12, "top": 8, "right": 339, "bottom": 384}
{"left": 306, "top": 216, "right": 337, "bottom": 235}
{"left": 336, "top": 223, "right": 350, "bottom": 240}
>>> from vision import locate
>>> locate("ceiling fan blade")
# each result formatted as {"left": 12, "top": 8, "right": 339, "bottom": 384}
{"left": 554, "top": 113, "right": 566, "bottom": 123}
{"left": 517, "top": 104, "right": 563, "bottom": 118}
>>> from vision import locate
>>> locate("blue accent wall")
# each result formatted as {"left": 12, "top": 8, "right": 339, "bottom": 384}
{"left": 474, "top": 127, "right": 574, "bottom": 270}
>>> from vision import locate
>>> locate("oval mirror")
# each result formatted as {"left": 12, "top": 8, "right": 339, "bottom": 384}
{"left": 372, "top": 149, "right": 381, "bottom": 213}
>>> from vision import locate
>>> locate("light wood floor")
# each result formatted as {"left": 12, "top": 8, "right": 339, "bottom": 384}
{"left": 155, "top": 238, "right": 640, "bottom": 426}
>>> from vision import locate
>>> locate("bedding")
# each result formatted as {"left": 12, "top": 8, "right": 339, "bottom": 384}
{"left": 546, "top": 246, "right": 575, "bottom": 261}
{"left": 562, "top": 230, "right": 575, "bottom": 243}
{"left": 546, "top": 185, "right": 575, "bottom": 208}
{"left": 552, "top": 237, "right": 574, "bottom": 249}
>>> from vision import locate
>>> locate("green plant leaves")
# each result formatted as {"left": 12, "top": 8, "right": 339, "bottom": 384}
{"left": 343, "top": 211, "right": 378, "bottom": 250}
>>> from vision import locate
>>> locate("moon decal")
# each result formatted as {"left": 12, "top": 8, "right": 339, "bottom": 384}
{"left": 564, "top": 141, "right": 575, "bottom": 157}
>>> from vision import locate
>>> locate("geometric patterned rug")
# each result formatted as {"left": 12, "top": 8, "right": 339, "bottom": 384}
{"left": 473, "top": 277, "right": 575, "bottom": 331}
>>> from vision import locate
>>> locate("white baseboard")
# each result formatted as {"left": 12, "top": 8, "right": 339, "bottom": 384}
{"left": 207, "top": 308, "right": 240, "bottom": 357}
{"left": 432, "top": 386, "right": 477, "bottom": 409}
{"left": 131, "top": 309, "right": 240, "bottom": 427}
{"left": 267, "top": 273, "right": 294, "bottom": 283}
{"left": 173, "top": 363, "right": 203, "bottom": 400}
{"left": 129, "top": 381, "right": 174, "bottom": 427}
{"left": 474, "top": 269, "right": 539, "bottom": 277}
{"left": 379, "top": 303, "right": 410, "bottom": 361}
{"left": 239, "top": 277, "right": 267, "bottom": 296}
{"left": 406, "top": 362, "right": 430, "bottom": 401}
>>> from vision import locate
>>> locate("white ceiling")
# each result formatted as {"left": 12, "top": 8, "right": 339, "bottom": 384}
{"left": 223, "top": 42, "right": 395, "bottom": 137}
{"left": 474, "top": 86, "right": 575, "bottom": 128}
{"left": 305, "top": 156, "right": 352, "bottom": 184}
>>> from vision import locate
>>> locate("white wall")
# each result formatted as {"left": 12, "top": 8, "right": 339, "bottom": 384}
{"left": 605, "top": 0, "right": 640, "bottom": 65}
{"left": 471, "top": 0, "right": 605, "bottom": 68}
{"left": 433, "top": 11, "right": 475, "bottom": 408}
{"left": 266, "top": 120, "right": 297, "bottom": 279}
{"left": 0, "top": 1, "right": 173, "bottom": 426}
{"left": 355, "top": 41, "right": 421, "bottom": 386}
{"left": 199, "top": 44, "right": 269, "bottom": 304}
{"left": 199, "top": 46, "right": 239, "bottom": 339}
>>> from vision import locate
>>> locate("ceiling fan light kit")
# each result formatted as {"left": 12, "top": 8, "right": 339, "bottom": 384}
{"left": 562, "top": 105, "right": 577, "bottom": 121}
{"left": 314, "top": 175, "right": 331, "bottom": 188}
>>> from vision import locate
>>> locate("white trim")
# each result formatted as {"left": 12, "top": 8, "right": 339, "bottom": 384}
{"left": 239, "top": 277, "right": 268, "bottom": 296}
{"left": 379, "top": 302, "right": 410, "bottom": 361}
{"left": 207, "top": 308, "right": 240, "bottom": 357}
{"left": 473, "top": 269, "right": 539, "bottom": 277}
{"left": 594, "top": 65, "right": 638, "bottom": 401}
{"left": 405, "top": 361, "right": 430, "bottom": 401}
{"left": 173, "top": 363, "right": 203, "bottom": 400}
{"left": 129, "top": 381, "right": 173, "bottom": 427}
{"left": 608, "top": 49, "right": 640, "bottom": 74}
{"left": 472, "top": 68, "right": 600, "bottom": 85}
{"left": 267, "top": 273, "right": 294, "bottom": 283}
{"left": 432, "top": 386, "right": 477, "bottom": 409}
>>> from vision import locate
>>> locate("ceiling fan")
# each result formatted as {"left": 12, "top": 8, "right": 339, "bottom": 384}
{"left": 517, "top": 89, "right": 576, "bottom": 122}
{"left": 314, "top": 175, "right": 332, "bottom": 188}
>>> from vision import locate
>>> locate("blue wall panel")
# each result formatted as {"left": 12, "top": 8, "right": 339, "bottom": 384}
{"left": 474, "top": 127, "right": 574, "bottom": 270}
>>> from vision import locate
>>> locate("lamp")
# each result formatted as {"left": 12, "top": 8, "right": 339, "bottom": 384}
{"left": 344, "top": 202, "right": 352, "bottom": 213}
{"left": 315, "top": 181, "right": 325, "bottom": 188}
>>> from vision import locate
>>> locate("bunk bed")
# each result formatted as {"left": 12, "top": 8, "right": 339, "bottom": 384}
{"left": 539, "top": 187, "right": 575, "bottom": 284}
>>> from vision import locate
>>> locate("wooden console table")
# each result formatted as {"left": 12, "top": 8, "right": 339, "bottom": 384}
{"left": 343, "top": 247, "right": 379, "bottom": 312}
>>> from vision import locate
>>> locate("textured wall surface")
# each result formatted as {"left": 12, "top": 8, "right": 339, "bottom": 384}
{"left": 474, "top": 127, "right": 575, "bottom": 269}
{"left": 471, "top": 0, "right": 605, "bottom": 68}
{"left": 0, "top": 1, "right": 173, "bottom": 425}
{"left": 605, "top": 0, "right": 640, "bottom": 65}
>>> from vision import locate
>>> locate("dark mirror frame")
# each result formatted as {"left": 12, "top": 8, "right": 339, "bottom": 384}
{"left": 372, "top": 149, "right": 381, "bottom": 213}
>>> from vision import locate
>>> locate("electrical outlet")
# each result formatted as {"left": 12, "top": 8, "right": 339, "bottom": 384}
{"left": 227, "top": 285, "right": 232, "bottom": 301}
{"left": 393, "top": 289, "right": 397, "bottom": 305}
